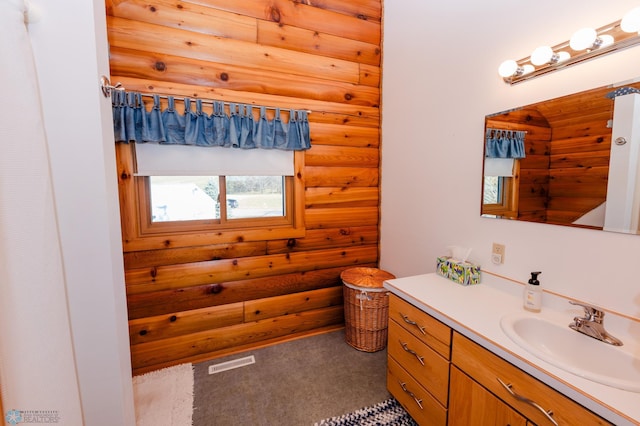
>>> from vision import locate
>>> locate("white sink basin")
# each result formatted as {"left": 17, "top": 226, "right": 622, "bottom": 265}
{"left": 500, "top": 312, "right": 640, "bottom": 392}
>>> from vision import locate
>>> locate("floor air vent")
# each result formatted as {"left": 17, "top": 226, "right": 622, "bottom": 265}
{"left": 208, "top": 355, "right": 255, "bottom": 375}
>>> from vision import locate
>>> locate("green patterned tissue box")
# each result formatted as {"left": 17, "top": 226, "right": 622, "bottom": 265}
{"left": 436, "top": 256, "right": 481, "bottom": 285}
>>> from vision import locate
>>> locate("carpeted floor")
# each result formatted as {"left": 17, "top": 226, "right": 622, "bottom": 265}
{"left": 192, "top": 329, "right": 391, "bottom": 426}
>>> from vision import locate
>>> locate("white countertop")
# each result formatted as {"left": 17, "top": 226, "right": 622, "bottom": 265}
{"left": 384, "top": 272, "right": 640, "bottom": 426}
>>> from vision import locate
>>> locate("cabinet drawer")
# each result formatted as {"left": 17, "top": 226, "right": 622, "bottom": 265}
{"left": 389, "top": 294, "right": 451, "bottom": 359}
{"left": 452, "top": 332, "right": 612, "bottom": 426}
{"left": 388, "top": 319, "right": 450, "bottom": 407}
{"left": 387, "top": 356, "right": 447, "bottom": 426}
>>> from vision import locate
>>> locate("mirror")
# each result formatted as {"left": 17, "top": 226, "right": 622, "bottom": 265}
{"left": 482, "top": 79, "right": 640, "bottom": 235}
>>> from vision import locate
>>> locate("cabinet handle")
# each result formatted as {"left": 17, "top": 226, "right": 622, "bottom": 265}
{"left": 399, "top": 340, "right": 425, "bottom": 366}
{"left": 400, "top": 313, "right": 426, "bottom": 335}
{"left": 399, "top": 381, "right": 423, "bottom": 410}
{"left": 497, "top": 378, "right": 558, "bottom": 426}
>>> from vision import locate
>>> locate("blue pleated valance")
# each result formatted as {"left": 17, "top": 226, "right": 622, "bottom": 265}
{"left": 485, "top": 128, "right": 526, "bottom": 159}
{"left": 111, "top": 90, "right": 310, "bottom": 151}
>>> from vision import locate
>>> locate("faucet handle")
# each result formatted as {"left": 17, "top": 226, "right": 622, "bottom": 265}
{"left": 569, "top": 301, "right": 604, "bottom": 322}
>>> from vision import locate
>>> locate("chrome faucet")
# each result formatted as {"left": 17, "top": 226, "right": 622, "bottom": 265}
{"left": 568, "top": 301, "right": 623, "bottom": 346}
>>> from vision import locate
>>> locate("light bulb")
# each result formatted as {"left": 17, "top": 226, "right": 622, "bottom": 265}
{"left": 530, "top": 46, "right": 553, "bottom": 66}
{"left": 521, "top": 64, "right": 535, "bottom": 75}
{"left": 598, "top": 34, "right": 614, "bottom": 48}
{"left": 556, "top": 51, "right": 571, "bottom": 62}
{"left": 498, "top": 59, "right": 518, "bottom": 77}
{"left": 621, "top": 7, "right": 640, "bottom": 33}
{"left": 570, "top": 27, "right": 597, "bottom": 51}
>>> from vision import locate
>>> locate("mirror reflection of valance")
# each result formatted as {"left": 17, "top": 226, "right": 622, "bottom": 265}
{"left": 111, "top": 90, "right": 310, "bottom": 151}
{"left": 605, "top": 86, "right": 640, "bottom": 99}
{"left": 485, "top": 128, "right": 526, "bottom": 159}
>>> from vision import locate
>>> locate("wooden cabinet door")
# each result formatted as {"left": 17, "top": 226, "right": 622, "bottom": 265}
{"left": 449, "top": 366, "right": 526, "bottom": 426}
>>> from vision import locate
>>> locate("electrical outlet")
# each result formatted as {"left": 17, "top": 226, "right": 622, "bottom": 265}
{"left": 492, "top": 243, "right": 505, "bottom": 264}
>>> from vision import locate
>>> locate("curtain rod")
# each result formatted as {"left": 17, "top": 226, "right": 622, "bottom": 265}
{"left": 486, "top": 127, "right": 528, "bottom": 134}
{"left": 99, "top": 76, "right": 311, "bottom": 114}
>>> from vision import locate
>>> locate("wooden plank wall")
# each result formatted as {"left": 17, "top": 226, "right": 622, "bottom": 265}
{"left": 105, "top": 0, "right": 382, "bottom": 374}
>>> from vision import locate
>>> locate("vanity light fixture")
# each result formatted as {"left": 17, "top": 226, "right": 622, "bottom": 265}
{"left": 499, "top": 7, "right": 640, "bottom": 85}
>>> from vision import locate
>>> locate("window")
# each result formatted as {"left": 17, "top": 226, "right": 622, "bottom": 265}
{"left": 116, "top": 144, "right": 304, "bottom": 250}
{"left": 482, "top": 159, "right": 519, "bottom": 218}
{"left": 483, "top": 176, "right": 503, "bottom": 205}
{"left": 148, "top": 176, "right": 285, "bottom": 222}
{"left": 139, "top": 175, "right": 293, "bottom": 234}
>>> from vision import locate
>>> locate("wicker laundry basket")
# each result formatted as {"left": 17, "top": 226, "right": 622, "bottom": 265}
{"left": 341, "top": 267, "right": 396, "bottom": 352}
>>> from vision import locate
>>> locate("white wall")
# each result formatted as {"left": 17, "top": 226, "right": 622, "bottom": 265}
{"left": 0, "top": 1, "right": 83, "bottom": 423}
{"left": 26, "top": 0, "right": 136, "bottom": 424}
{"left": 381, "top": 0, "right": 640, "bottom": 320}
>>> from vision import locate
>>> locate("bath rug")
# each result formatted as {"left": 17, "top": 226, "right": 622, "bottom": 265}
{"left": 133, "top": 363, "right": 193, "bottom": 426}
{"left": 314, "top": 397, "right": 418, "bottom": 426}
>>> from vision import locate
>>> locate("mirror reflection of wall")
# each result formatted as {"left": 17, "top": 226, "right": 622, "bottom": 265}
{"left": 481, "top": 79, "right": 640, "bottom": 235}
{"left": 603, "top": 91, "right": 640, "bottom": 233}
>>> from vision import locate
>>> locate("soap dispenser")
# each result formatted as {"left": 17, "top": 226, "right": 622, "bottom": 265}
{"left": 523, "top": 271, "right": 542, "bottom": 312}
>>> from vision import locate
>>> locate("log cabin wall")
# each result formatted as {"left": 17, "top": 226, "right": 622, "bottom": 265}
{"left": 105, "top": 0, "right": 382, "bottom": 374}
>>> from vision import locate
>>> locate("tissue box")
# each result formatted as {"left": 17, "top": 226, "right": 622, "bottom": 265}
{"left": 436, "top": 256, "right": 481, "bottom": 285}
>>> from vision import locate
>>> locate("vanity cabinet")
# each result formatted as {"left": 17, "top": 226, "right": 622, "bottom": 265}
{"left": 387, "top": 294, "right": 614, "bottom": 426}
{"left": 387, "top": 294, "right": 452, "bottom": 426}
{"left": 450, "top": 332, "right": 612, "bottom": 426}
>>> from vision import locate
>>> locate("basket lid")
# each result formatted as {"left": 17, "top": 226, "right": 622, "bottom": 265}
{"left": 340, "top": 267, "right": 396, "bottom": 289}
